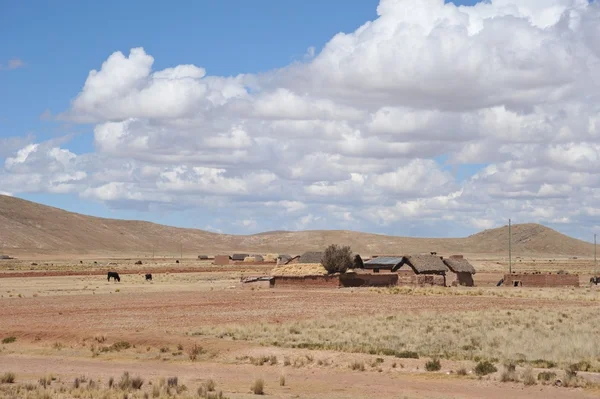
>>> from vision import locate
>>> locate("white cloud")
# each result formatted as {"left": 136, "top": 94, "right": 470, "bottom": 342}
{"left": 3, "top": 0, "right": 600, "bottom": 238}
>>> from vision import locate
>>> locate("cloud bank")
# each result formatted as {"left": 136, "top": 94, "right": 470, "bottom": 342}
{"left": 3, "top": 0, "right": 600, "bottom": 237}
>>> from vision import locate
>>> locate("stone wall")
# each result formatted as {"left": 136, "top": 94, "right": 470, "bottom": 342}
{"left": 503, "top": 273, "right": 579, "bottom": 287}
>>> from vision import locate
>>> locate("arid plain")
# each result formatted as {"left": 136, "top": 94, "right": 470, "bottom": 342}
{"left": 1, "top": 197, "right": 600, "bottom": 398}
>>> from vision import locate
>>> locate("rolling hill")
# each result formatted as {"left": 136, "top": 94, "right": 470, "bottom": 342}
{"left": 0, "top": 195, "right": 594, "bottom": 257}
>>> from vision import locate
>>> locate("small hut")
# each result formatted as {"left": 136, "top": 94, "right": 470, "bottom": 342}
{"left": 443, "top": 256, "right": 476, "bottom": 286}
{"left": 232, "top": 253, "right": 249, "bottom": 262}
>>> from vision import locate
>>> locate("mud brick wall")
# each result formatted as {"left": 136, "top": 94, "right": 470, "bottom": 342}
{"left": 340, "top": 273, "right": 398, "bottom": 287}
{"left": 213, "top": 255, "right": 231, "bottom": 265}
{"left": 448, "top": 272, "right": 475, "bottom": 287}
{"left": 503, "top": 273, "right": 579, "bottom": 287}
{"left": 270, "top": 275, "right": 341, "bottom": 288}
{"left": 396, "top": 270, "right": 446, "bottom": 287}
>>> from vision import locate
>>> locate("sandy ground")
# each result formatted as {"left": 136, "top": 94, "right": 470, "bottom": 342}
{"left": 1, "top": 265, "right": 599, "bottom": 398}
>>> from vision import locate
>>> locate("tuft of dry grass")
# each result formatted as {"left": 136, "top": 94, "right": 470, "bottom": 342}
{"left": 251, "top": 378, "right": 264, "bottom": 395}
{"left": 0, "top": 372, "right": 15, "bottom": 384}
{"left": 1, "top": 336, "right": 16, "bottom": 344}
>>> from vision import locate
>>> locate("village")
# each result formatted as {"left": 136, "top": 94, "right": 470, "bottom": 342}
{"left": 209, "top": 248, "right": 582, "bottom": 289}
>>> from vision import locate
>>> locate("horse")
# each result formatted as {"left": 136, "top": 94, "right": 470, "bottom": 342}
{"left": 145, "top": 273, "right": 152, "bottom": 281}
{"left": 107, "top": 271, "right": 120, "bottom": 282}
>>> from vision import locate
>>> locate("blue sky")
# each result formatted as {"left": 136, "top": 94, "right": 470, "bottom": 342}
{"left": 1, "top": 0, "right": 599, "bottom": 240}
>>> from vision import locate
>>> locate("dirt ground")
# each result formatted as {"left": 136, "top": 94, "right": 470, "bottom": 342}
{"left": 1, "top": 257, "right": 599, "bottom": 398}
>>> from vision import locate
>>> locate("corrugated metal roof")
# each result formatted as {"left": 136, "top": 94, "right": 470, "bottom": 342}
{"left": 364, "top": 256, "right": 404, "bottom": 266}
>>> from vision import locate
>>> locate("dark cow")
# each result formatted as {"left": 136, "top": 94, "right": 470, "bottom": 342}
{"left": 591, "top": 276, "right": 600, "bottom": 285}
{"left": 145, "top": 273, "right": 152, "bottom": 281}
{"left": 107, "top": 271, "right": 120, "bottom": 282}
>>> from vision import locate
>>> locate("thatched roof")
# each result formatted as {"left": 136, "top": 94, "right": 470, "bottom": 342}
{"left": 443, "top": 258, "right": 476, "bottom": 274}
{"left": 253, "top": 255, "right": 264, "bottom": 262}
{"left": 232, "top": 253, "right": 249, "bottom": 261}
{"left": 298, "top": 251, "right": 324, "bottom": 264}
{"left": 271, "top": 263, "right": 327, "bottom": 276}
{"left": 403, "top": 255, "right": 448, "bottom": 274}
{"left": 278, "top": 254, "right": 292, "bottom": 261}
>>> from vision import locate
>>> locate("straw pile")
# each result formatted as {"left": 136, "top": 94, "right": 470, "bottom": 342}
{"left": 271, "top": 263, "right": 328, "bottom": 276}
{"left": 263, "top": 253, "right": 278, "bottom": 262}
{"left": 244, "top": 256, "right": 257, "bottom": 263}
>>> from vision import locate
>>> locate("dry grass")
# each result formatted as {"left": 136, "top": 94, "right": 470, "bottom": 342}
{"left": 194, "top": 307, "right": 600, "bottom": 366}
{"left": 373, "top": 286, "right": 600, "bottom": 302}
{"left": 270, "top": 263, "right": 327, "bottom": 276}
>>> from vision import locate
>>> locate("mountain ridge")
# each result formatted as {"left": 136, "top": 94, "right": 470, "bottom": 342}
{"left": 0, "top": 195, "right": 594, "bottom": 256}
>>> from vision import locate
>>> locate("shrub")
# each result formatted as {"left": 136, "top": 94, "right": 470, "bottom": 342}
{"left": 322, "top": 244, "right": 353, "bottom": 274}
{"left": 111, "top": 341, "right": 131, "bottom": 351}
{"left": 457, "top": 368, "right": 468, "bottom": 376}
{"left": 279, "top": 375, "right": 285, "bottom": 386}
{"left": 537, "top": 371, "right": 557, "bottom": 382}
{"left": 188, "top": 343, "right": 204, "bottom": 361}
{"left": 118, "top": 372, "right": 131, "bottom": 390}
{"left": 522, "top": 367, "right": 536, "bottom": 386}
{"left": 425, "top": 358, "right": 441, "bottom": 372}
{"left": 131, "top": 376, "right": 144, "bottom": 390}
{"left": 108, "top": 376, "right": 114, "bottom": 389}
{"left": 167, "top": 376, "right": 178, "bottom": 388}
{"left": 251, "top": 378, "right": 264, "bottom": 395}
{"left": 350, "top": 361, "right": 365, "bottom": 371}
{"left": 0, "top": 372, "right": 15, "bottom": 384}
{"left": 38, "top": 375, "right": 52, "bottom": 388}
{"left": 1, "top": 336, "right": 16, "bottom": 344}
{"left": 395, "top": 350, "right": 419, "bottom": 359}
{"left": 475, "top": 361, "right": 497, "bottom": 376}
{"left": 205, "top": 379, "right": 215, "bottom": 392}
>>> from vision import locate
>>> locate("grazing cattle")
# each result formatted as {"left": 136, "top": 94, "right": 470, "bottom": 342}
{"left": 591, "top": 276, "right": 600, "bottom": 285}
{"left": 145, "top": 273, "right": 152, "bottom": 281}
{"left": 107, "top": 271, "right": 120, "bottom": 282}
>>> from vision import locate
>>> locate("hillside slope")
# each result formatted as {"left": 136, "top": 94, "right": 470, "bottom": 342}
{"left": 0, "top": 195, "right": 594, "bottom": 256}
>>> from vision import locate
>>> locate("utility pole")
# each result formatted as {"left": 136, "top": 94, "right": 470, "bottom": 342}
{"left": 508, "top": 219, "right": 512, "bottom": 274}
{"left": 595, "top": 233, "right": 597, "bottom": 278}
{"left": 180, "top": 242, "right": 183, "bottom": 260}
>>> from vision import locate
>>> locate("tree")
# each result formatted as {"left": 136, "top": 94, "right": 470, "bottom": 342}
{"left": 322, "top": 244, "right": 353, "bottom": 274}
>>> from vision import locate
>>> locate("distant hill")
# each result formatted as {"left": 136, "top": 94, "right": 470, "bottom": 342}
{"left": 0, "top": 195, "right": 594, "bottom": 257}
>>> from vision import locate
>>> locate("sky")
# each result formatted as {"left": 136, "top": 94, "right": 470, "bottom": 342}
{"left": 1, "top": 0, "right": 600, "bottom": 240}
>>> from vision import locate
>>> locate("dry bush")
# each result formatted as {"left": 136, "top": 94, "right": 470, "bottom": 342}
{"left": 279, "top": 375, "right": 285, "bottom": 386}
{"left": 204, "top": 379, "right": 216, "bottom": 392}
{"left": 167, "top": 376, "right": 178, "bottom": 388}
{"left": 457, "top": 368, "right": 468, "bottom": 376}
{"left": 475, "top": 360, "right": 497, "bottom": 376}
{"left": 1, "top": 336, "right": 16, "bottom": 344}
{"left": 131, "top": 376, "right": 144, "bottom": 390}
{"left": 251, "top": 378, "right": 264, "bottom": 395}
{"left": 522, "top": 367, "right": 537, "bottom": 386}
{"left": 0, "top": 372, "right": 15, "bottom": 384}
{"left": 425, "top": 358, "right": 441, "bottom": 372}
{"left": 537, "top": 371, "right": 557, "bottom": 383}
{"left": 322, "top": 244, "right": 353, "bottom": 274}
{"left": 188, "top": 344, "right": 205, "bottom": 361}
{"left": 350, "top": 361, "right": 365, "bottom": 371}
{"left": 500, "top": 362, "right": 518, "bottom": 382}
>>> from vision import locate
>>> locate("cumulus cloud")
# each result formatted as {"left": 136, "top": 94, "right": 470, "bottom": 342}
{"left": 4, "top": 0, "right": 600, "bottom": 238}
